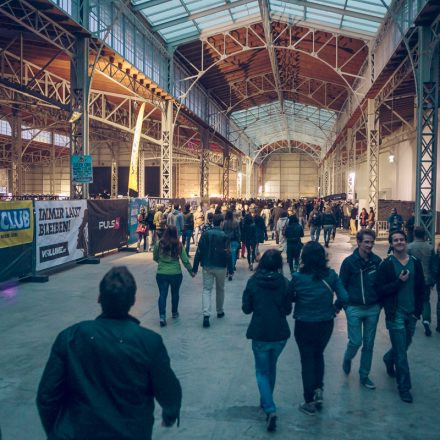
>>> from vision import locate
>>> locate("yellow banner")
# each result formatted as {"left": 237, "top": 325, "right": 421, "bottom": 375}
{"left": 0, "top": 200, "right": 34, "bottom": 248}
{"left": 128, "top": 102, "right": 146, "bottom": 193}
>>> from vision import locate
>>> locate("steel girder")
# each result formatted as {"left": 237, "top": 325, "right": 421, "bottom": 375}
{"left": 10, "top": 112, "right": 22, "bottom": 195}
{"left": 160, "top": 101, "right": 173, "bottom": 198}
{"left": 138, "top": 149, "right": 145, "bottom": 197}
{"left": 254, "top": 140, "right": 320, "bottom": 164}
{"left": 415, "top": 25, "right": 439, "bottom": 244}
{"left": 367, "top": 99, "right": 380, "bottom": 216}
{"left": 236, "top": 155, "right": 243, "bottom": 197}
{"left": 227, "top": 72, "right": 348, "bottom": 114}
{"left": 200, "top": 128, "right": 209, "bottom": 198}
{"left": 0, "top": 0, "right": 76, "bottom": 55}
{"left": 245, "top": 157, "right": 252, "bottom": 198}
{"left": 222, "top": 146, "right": 230, "bottom": 198}
{"left": 110, "top": 146, "right": 118, "bottom": 199}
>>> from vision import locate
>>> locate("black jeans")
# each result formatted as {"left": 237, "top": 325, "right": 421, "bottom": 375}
{"left": 156, "top": 273, "right": 183, "bottom": 318}
{"left": 294, "top": 319, "right": 334, "bottom": 403}
{"left": 245, "top": 242, "right": 256, "bottom": 266}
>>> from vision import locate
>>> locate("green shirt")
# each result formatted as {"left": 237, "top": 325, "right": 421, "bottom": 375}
{"left": 390, "top": 255, "right": 415, "bottom": 314}
{"left": 153, "top": 243, "right": 192, "bottom": 275}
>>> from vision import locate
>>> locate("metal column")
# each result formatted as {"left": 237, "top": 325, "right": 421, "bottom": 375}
{"left": 70, "top": 37, "right": 90, "bottom": 199}
{"left": 138, "top": 148, "right": 145, "bottom": 197}
{"left": 246, "top": 158, "right": 251, "bottom": 198}
{"left": 160, "top": 101, "right": 173, "bottom": 198}
{"left": 200, "top": 128, "right": 209, "bottom": 198}
{"left": 110, "top": 146, "right": 118, "bottom": 199}
{"left": 237, "top": 156, "right": 243, "bottom": 197}
{"left": 50, "top": 131, "right": 56, "bottom": 195}
{"left": 367, "top": 98, "right": 380, "bottom": 214}
{"left": 222, "top": 146, "right": 230, "bottom": 199}
{"left": 415, "top": 26, "right": 439, "bottom": 243}
{"left": 11, "top": 111, "right": 22, "bottom": 196}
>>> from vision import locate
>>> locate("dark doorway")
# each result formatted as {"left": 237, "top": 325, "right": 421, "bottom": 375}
{"left": 89, "top": 167, "right": 110, "bottom": 197}
{"left": 145, "top": 166, "right": 160, "bottom": 197}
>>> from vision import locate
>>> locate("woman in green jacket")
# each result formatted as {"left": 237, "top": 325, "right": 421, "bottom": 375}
{"left": 153, "top": 225, "right": 194, "bottom": 327}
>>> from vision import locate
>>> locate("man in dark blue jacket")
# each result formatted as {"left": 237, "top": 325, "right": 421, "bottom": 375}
{"left": 36, "top": 266, "right": 182, "bottom": 440}
{"left": 376, "top": 230, "right": 425, "bottom": 403}
{"left": 339, "top": 229, "right": 382, "bottom": 389}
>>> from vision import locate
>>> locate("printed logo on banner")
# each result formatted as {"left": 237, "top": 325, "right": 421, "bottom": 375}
{"left": 98, "top": 217, "right": 121, "bottom": 230}
{"left": 40, "top": 242, "right": 69, "bottom": 263}
{"left": 35, "top": 200, "right": 88, "bottom": 271}
{"left": 0, "top": 201, "right": 34, "bottom": 249}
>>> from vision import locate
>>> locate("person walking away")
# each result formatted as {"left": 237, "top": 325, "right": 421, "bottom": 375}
{"left": 350, "top": 204, "right": 358, "bottom": 235}
{"left": 284, "top": 215, "right": 304, "bottom": 274}
{"left": 182, "top": 203, "right": 194, "bottom": 257}
{"left": 387, "top": 208, "right": 404, "bottom": 233}
{"left": 271, "top": 203, "right": 284, "bottom": 244}
{"left": 289, "top": 241, "right": 348, "bottom": 415}
{"left": 167, "top": 204, "right": 184, "bottom": 237}
{"left": 359, "top": 208, "right": 368, "bottom": 230}
{"left": 193, "top": 215, "right": 233, "bottom": 328}
{"left": 136, "top": 207, "right": 148, "bottom": 252}
{"left": 308, "top": 206, "right": 322, "bottom": 242}
{"left": 298, "top": 203, "right": 306, "bottom": 230}
{"left": 322, "top": 207, "right": 336, "bottom": 248}
{"left": 261, "top": 205, "right": 271, "bottom": 232}
{"left": 339, "top": 229, "right": 382, "bottom": 389}
{"left": 407, "top": 226, "right": 436, "bottom": 336}
{"left": 276, "top": 211, "right": 289, "bottom": 253}
{"left": 331, "top": 203, "right": 341, "bottom": 240}
{"left": 194, "top": 205, "right": 205, "bottom": 245}
{"left": 343, "top": 202, "right": 351, "bottom": 230}
{"left": 146, "top": 206, "right": 156, "bottom": 251}
{"left": 154, "top": 205, "right": 166, "bottom": 240}
{"left": 376, "top": 230, "right": 424, "bottom": 403}
{"left": 367, "top": 207, "right": 375, "bottom": 230}
{"left": 153, "top": 226, "right": 195, "bottom": 327}
{"left": 222, "top": 210, "right": 241, "bottom": 280}
{"left": 242, "top": 250, "right": 291, "bottom": 432}
{"left": 242, "top": 213, "right": 257, "bottom": 271}
{"left": 405, "top": 211, "right": 415, "bottom": 243}
{"left": 201, "top": 211, "right": 214, "bottom": 235}
{"left": 252, "top": 209, "right": 266, "bottom": 257}
{"left": 37, "top": 266, "right": 182, "bottom": 440}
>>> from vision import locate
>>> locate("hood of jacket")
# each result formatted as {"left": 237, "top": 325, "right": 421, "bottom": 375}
{"left": 253, "top": 269, "right": 285, "bottom": 290}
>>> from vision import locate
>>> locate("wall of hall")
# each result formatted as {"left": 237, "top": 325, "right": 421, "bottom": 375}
{"left": 263, "top": 153, "right": 318, "bottom": 199}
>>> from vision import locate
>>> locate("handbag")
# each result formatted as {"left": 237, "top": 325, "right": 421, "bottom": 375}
{"left": 136, "top": 224, "right": 147, "bottom": 234}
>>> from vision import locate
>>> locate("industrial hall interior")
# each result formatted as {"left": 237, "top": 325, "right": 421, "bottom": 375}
{"left": 1, "top": 0, "right": 440, "bottom": 439}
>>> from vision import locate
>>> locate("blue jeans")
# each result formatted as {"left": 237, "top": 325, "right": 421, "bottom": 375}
{"left": 156, "top": 273, "right": 183, "bottom": 318}
{"left": 182, "top": 229, "right": 193, "bottom": 256}
{"left": 230, "top": 240, "right": 239, "bottom": 272}
{"left": 343, "top": 304, "right": 380, "bottom": 379}
{"left": 383, "top": 310, "right": 417, "bottom": 391}
{"left": 323, "top": 225, "right": 333, "bottom": 244}
{"left": 252, "top": 340, "right": 287, "bottom": 414}
{"left": 310, "top": 225, "right": 321, "bottom": 242}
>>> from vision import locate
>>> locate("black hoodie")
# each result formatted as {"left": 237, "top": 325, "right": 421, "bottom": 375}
{"left": 242, "top": 270, "right": 292, "bottom": 341}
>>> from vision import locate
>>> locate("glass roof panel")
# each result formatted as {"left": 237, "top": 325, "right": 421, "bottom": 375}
{"left": 134, "top": 0, "right": 390, "bottom": 43}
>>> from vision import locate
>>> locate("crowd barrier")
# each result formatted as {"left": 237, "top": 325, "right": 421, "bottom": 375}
{"left": 1, "top": 197, "right": 204, "bottom": 284}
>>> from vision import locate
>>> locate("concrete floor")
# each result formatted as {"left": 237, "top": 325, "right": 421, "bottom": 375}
{"left": 1, "top": 232, "right": 439, "bottom": 440}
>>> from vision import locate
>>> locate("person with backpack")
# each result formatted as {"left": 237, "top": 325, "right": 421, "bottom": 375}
{"left": 308, "top": 207, "right": 322, "bottom": 242}
{"left": 289, "top": 241, "right": 348, "bottom": 415}
{"left": 252, "top": 208, "right": 266, "bottom": 257}
{"left": 322, "top": 207, "right": 336, "bottom": 248}
{"left": 242, "top": 250, "right": 291, "bottom": 432}
{"left": 242, "top": 213, "right": 257, "bottom": 271}
{"left": 167, "top": 204, "right": 184, "bottom": 237}
{"left": 182, "top": 203, "right": 194, "bottom": 257}
{"left": 284, "top": 215, "right": 304, "bottom": 274}
{"left": 193, "top": 215, "right": 233, "bottom": 328}
{"left": 276, "top": 211, "right": 289, "bottom": 253}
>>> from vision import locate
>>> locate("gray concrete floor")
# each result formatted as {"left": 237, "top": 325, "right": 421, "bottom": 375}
{"left": 1, "top": 231, "right": 439, "bottom": 440}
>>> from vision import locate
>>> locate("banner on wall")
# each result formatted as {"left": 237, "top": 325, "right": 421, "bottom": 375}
{"left": 185, "top": 197, "right": 201, "bottom": 211}
{"left": 0, "top": 200, "right": 34, "bottom": 249}
{"left": 148, "top": 197, "right": 171, "bottom": 209}
{"left": 128, "top": 198, "right": 149, "bottom": 245}
{"left": 72, "top": 155, "right": 93, "bottom": 184}
{"left": 0, "top": 200, "right": 34, "bottom": 281}
{"left": 88, "top": 199, "right": 129, "bottom": 254}
{"left": 34, "top": 200, "right": 88, "bottom": 271}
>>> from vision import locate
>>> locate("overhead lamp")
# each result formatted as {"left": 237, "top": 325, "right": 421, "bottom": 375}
{"left": 389, "top": 154, "right": 395, "bottom": 163}
{"left": 68, "top": 111, "right": 82, "bottom": 124}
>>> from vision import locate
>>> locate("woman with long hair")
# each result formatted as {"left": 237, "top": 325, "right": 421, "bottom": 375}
{"left": 222, "top": 210, "right": 241, "bottom": 280}
{"left": 136, "top": 207, "right": 148, "bottom": 252}
{"left": 242, "top": 249, "right": 291, "bottom": 432}
{"left": 284, "top": 214, "right": 304, "bottom": 274}
{"left": 289, "top": 241, "right": 348, "bottom": 415}
{"left": 360, "top": 207, "right": 368, "bottom": 230}
{"left": 153, "top": 225, "right": 195, "bottom": 327}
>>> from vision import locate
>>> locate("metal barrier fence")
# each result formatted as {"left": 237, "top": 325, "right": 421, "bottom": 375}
{"left": 376, "top": 220, "right": 389, "bottom": 239}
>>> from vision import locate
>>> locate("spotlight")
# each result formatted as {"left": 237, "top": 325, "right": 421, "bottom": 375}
{"left": 68, "top": 111, "right": 82, "bottom": 123}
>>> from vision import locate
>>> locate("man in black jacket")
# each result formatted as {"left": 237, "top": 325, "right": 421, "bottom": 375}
{"left": 376, "top": 230, "right": 425, "bottom": 403}
{"left": 193, "top": 215, "right": 233, "bottom": 328}
{"left": 339, "top": 229, "right": 382, "bottom": 389}
{"left": 36, "top": 266, "right": 182, "bottom": 440}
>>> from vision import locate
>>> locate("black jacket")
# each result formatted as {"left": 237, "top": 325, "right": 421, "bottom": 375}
{"left": 193, "top": 227, "right": 233, "bottom": 273}
{"left": 284, "top": 223, "right": 304, "bottom": 243}
{"left": 308, "top": 211, "right": 322, "bottom": 226}
{"left": 242, "top": 220, "right": 257, "bottom": 245}
{"left": 322, "top": 213, "right": 336, "bottom": 226}
{"left": 254, "top": 215, "right": 266, "bottom": 243}
{"left": 36, "top": 315, "right": 181, "bottom": 440}
{"left": 339, "top": 249, "right": 382, "bottom": 306}
{"left": 375, "top": 256, "right": 425, "bottom": 321}
{"left": 242, "top": 270, "right": 292, "bottom": 341}
{"left": 183, "top": 211, "right": 194, "bottom": 231}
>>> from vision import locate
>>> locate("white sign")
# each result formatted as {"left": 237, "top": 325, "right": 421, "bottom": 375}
{"left": 347, "top": 172, "right": 355, "bottom": 202}
{"left": 35, "top": 200, "right": 88, "bottom": 271}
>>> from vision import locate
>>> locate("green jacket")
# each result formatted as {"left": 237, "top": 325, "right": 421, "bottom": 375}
{"left": 153, "top": 243, "right": 192, "bottom": 275}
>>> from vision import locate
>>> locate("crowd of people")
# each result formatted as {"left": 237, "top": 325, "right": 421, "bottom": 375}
{"left": 34, "top": 198, "right": 440, "bottom": 438}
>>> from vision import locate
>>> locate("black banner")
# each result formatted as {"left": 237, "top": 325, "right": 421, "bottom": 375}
{"left": 87, "top": 199, "right": 129, "bottom": 255}
{"left": 0, "top": 243, "right": 33, "bottom": 282}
